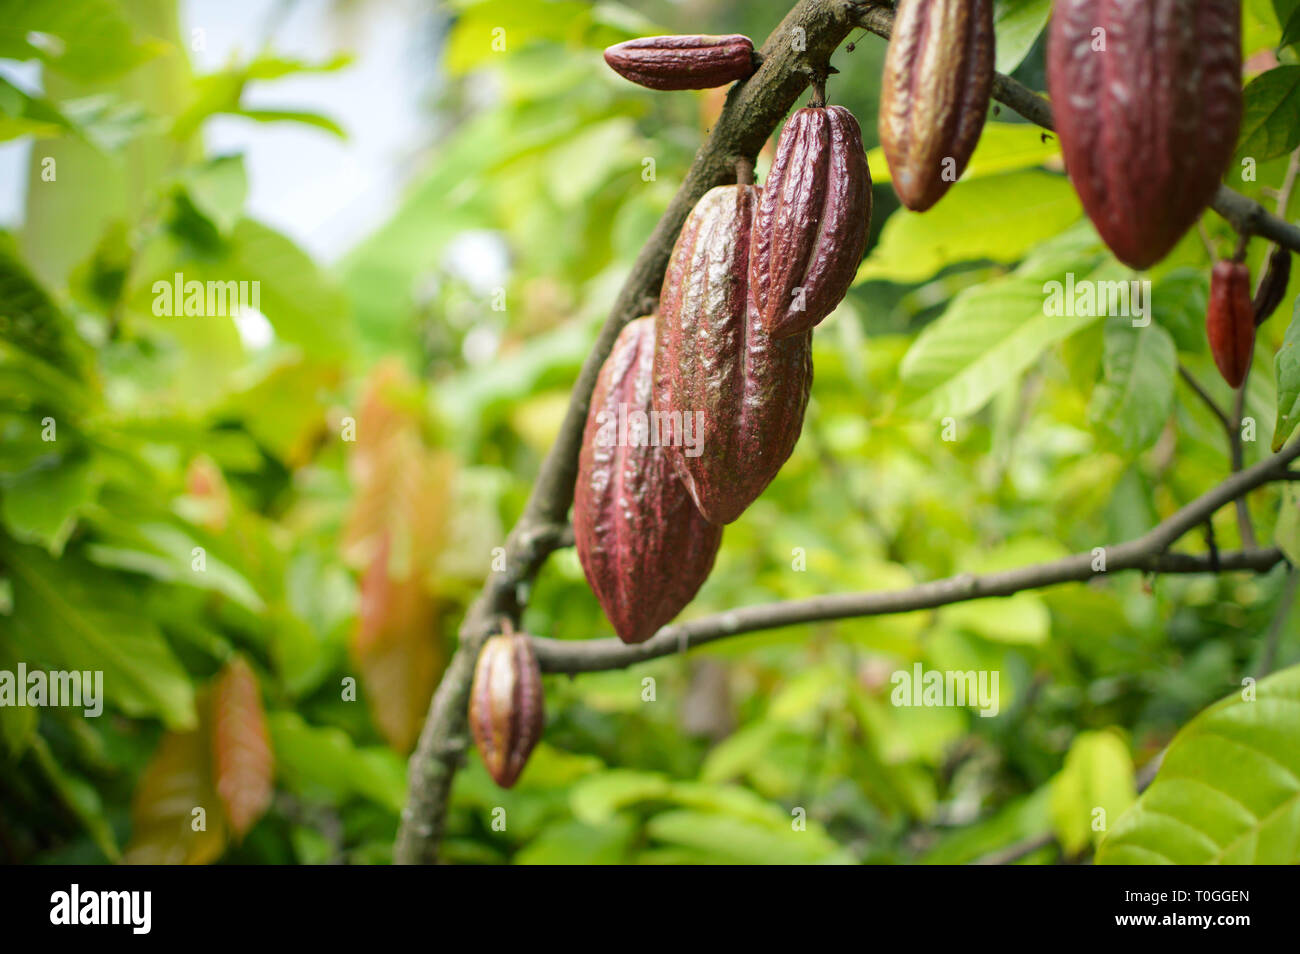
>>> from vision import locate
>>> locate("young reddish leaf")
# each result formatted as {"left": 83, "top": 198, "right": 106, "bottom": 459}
{"left": 211, "top": 657, "right": 274, "bottom": 840}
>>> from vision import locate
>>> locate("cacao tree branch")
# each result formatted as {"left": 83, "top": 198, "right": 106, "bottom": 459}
{"left": 850, "top": 6, "right": 1300, "bottom": 255}
{"left": 531, "top": 439, "right": 1300, "bottom": 673}
{"left": 395, "top": 0, "right": 863, "bottom": 865}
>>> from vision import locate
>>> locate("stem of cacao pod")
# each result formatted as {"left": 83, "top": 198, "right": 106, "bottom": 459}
{"left": 734, "top": 156, "right": 755, "bottom": 185}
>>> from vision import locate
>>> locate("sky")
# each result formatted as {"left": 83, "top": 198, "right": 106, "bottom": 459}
{"left": 1, "top": 0, "right": 443, "bottom": 264}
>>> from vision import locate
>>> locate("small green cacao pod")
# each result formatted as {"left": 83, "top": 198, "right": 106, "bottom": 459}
{"left": 574, "top": 317, "right": 723, "bottom": 644}
{"left": 655, "top": 184, "right": 813, "bottom": 525}
{"left": 1206, "top": 260, "right": 1255, "bottom": 389}
{"left": 1048, "top": 0, "right": 1242, "bottom": 269}
{"left": 750, "top": 104, "right": 872, "bottom": 339}
{"left": 603, "top": 34, "right": 755, "bottom": 90}
{"left": 469, "top": 631, "right": 544, "bottom": 789}
{"left": 879, "top": 0, "right": 994, "bottom": 212}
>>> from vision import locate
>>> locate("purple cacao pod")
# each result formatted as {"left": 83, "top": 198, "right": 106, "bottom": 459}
{"left": 655, "top": 184, "right": 813, "bottom": 525}
{"left": 750, "top": 105, "right": 872, "bottom": 339}
{"left": 1047, "top": 0, "right": 1243, "bottom": 270}
{"left": 574, "top": 317, "right": 723, "bottom": 645}
{"left": 469, "top": 630, "right": 544, "bottom": 789}
{"left": 878, "top": 0, "right": 994, "bottom": 212}
{"left": 603, "top": 34, "right": 756, "bottom": 91}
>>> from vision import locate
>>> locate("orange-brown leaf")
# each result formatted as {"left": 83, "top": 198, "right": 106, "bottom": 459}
{"left": 211, "top": 657, "right": 274, "bottom": 839}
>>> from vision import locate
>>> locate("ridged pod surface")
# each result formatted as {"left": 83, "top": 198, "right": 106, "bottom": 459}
{"left": 574, "top": 317, "right": 723, "bottom": 644}
{"left": 879, "top": 0, "right": 994, "bottom": 212}
{"left": 603, "top": 34, "right": 755, "bottom": 90}
{"left": 1047, "top": 0, "right": 1243, "bottom": 269}
{"left": 655, "top": 185, "right": 813, "bottom": 525}
{"left": 1206, "top": 260, "right": 1255, "bottom": 388}
{"left": 469, "top": 631, "right": 543, "bottom": 789}
{"left": 750, "top": 105, "right": 871, "bottom": 339}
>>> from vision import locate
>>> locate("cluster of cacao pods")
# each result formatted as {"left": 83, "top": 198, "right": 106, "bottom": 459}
{"left": 578, "top": 37, "right": 872, "bottom": 643}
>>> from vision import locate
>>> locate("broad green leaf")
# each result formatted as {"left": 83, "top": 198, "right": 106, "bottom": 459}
{"left": 30, "top": 736, "right": 120, "bottom": 861}
{"left": 645, "top": 810, "right": 854, "bottom": 865}
{"left": 1098, "top": 666, "right": 1300, "bottom": 864}
{"left": 515, "top": 817, "right": 636, "bottom": 864}
{"left": 1, "top": 544, "right": 196, "bottom": 729}
{"left": 1237, "top": 66, "right": 1300, "bottom": 162}
{"left": 993, "top": 0, "right": 1053, "bottom": 74}
{"left": 1050, "top": 730, "right": 1137, "bottom": 855}
{"left": 0, "top": 0, "right": 162, "bottom": 81}
{"left": 942, "top": 592, "right": 1051, "bottom": 645}
{"left": 1273, "top": 297, "right": 1300, "bottom": 449}
{"left": 856, "top": 171, "right": 1080, "bottom": 285}
{"left": 899, "top": 270, "right": 1106, "bottom": 418}
{"left": 570, "top": 769, "right": 672, "bottom": 824}
{"left": 268, "top": 711, "right": 406, "bottom": 812}
{"left": 231, "top": 108, "right": 346, "bottom": 139}
{"left": 1089, "top": 318, "right": 1177, "bottom": 452}
{"left": 0, "top": 455, "right": 99, "bottom": 554}
{"left": 445, "top": 0, "right": 594, "bottom": 75}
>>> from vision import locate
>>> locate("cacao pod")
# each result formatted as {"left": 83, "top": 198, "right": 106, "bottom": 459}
{"left": 1252, "top": 245, "right": 1292, "bottom": 327}
{"left": 750, "top": 105, "right": 872, "bottom": 339}
{"left": 1206, "top": 260, "right": 1255, "bottom": 388}
{"left": 655, "top": 185, "right": 813, "bottom": 524}
{"left": 469, "top": 630, "right": 544, "bottom": 789}
{"left": 574, "top": 316, "right": 723, "bottom": 644}
{"left": 1047, "top": 0, "right": 1243, "bottom": 270}
{"left": 603, "top": 34, "right": 755, "bottom": 91}
{"left": 878, "top": 0, "right": 994, "bottom": 212}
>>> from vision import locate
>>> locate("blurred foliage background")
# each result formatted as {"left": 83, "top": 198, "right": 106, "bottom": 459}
{"left": 2, "top": 0, "right": 1299, "bottom": 865}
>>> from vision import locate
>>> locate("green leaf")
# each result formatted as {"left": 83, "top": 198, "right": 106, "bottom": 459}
{"left": 0, "top": 541, "right": 196, "bottom": 729}
{"left": 1273, "top": 296, "right": 1300, "bottom": 450}
{"left": 993, "top": 0, "right": 1053, "bottom": 74}
{"left": 1237, "top": 66, "right": 1300, "bottom": 163}
{"left": 645, "top": 810, "right": 854, "bottom": 864}
{"left": 0, "top": 0, "right": 162, "bottom": 82}
{"left": 1050, "top": 730, "right": 1137, "bottom": 855}
{"left": 899, "top": 265, "right": 1110, "bottom": 419}
{"left": 942, "top": 592, "right": 1051, "bottom": 645}
{"left": 1275, "top": 485, "right": 1300, "bottom": 567}
{"left": 231, "top": 108, "right": 346, "bottom": 139}
{"left": 1089, "top": 318, "right": 1177, "bottom": 452}
{"left": 179, "top": 155, "right": 248, "bottom": 236}
{"left": 0, "top": 455, "right": 99, "bottom": 555}
{"left": 1097, "top": 666, "right": 1300, "bottom": 864}
{"left": 856, "top": 171, "right": 1080, "bottom": 285}
{"left": 570, "top": 769, "right": 672, "bottom": 824}
{"left": 268, "top": 711, "right": 406, "bottom": 812}
{"left": 515, "top": 817, "right": 636, "bottom": 864}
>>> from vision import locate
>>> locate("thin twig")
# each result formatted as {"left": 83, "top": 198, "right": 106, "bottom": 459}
{"left": 1178, "top": 364, "right": 1232, "bottom": 434}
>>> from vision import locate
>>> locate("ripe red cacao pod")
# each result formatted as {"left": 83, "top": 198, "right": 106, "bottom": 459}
{"left": 1047, "top": 0, "right": 1242, "bottom": 270}
{"left": 1206, "top": 260, "right": 1255, "bottom": 388}
{"left": 878, "top": 0, "right": 994, "bottom": 212}
{"left": 574, "top": 317, "right": 723, "bottom": 644}
{"left": 655, "top": 185, "right": 813, "bottom": 524}
{"left": 603, "top": 34, "right": 755, "bottom": 91}
{"left": 750, "top": 105, "right": 872, "bottom": 339}
{"left": 469, "top": 630, "right": 544, "bottom": 789}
